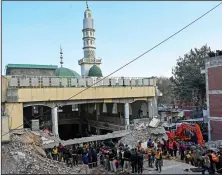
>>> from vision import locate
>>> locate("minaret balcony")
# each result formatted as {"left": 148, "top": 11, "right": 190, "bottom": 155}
{"left": 78, "top": 58, "right": 102, "bottom": 65}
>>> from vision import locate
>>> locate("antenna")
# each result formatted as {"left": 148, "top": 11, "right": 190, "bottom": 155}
{"left": 86, "top": 1, "right": 89, "bottom": 9}
{"left": 60, "top": 45, "right": 63, "bottom": 67}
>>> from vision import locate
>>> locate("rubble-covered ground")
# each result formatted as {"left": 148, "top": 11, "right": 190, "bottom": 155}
{"left": 119, "top": 120, "right": 168, "bottom": 148}
{"left": 205, "top": 140, "right": 222, "bottom": 152}
{"left": 2, "top": 131, "right": 85, "bottom": 174}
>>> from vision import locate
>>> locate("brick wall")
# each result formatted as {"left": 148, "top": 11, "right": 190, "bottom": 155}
{"left": 211, "top": 120, "right": 222, "bottom": 140}
{"left": 208, "top": 66, "right": 222, "bottom": 90}
{"left": 209, "top": 94, "right": 222, "bottom": 117}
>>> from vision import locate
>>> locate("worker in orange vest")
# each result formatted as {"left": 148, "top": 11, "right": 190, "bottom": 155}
{"left": 155, "top": 148, "right": 163, "bottom": 173}
{"left": 137, "top": 141, "right": 142, "bottom": 153}
{"left": 168, "top": 140, "right": 174, "bottom": 157}
{"left": 210, "top": 151, "right": 219, "bottom": 173}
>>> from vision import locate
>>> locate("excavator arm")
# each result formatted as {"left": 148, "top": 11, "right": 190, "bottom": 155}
{"left": 176, "top": 123, "right": 203, "bottom": 146}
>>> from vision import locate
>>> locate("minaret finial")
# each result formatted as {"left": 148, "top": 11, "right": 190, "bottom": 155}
{"left": 60, "top": 45, "right": 63, "bottom": 67}
{"left": 86, "top": 1, "right": 89, "bottom": 9}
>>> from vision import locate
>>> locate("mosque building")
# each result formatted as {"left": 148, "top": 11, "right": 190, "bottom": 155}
{"left": 2, "top": 3, "right": 160, "bottom": 141}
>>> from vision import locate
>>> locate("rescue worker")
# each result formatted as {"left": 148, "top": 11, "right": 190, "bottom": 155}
{"left": 162, "top": 138, "right": 167, "bottom": 156}
{"left": 179, "top": 143, "right": 186, "bottom": 161}
{"left": 57, "top": 142, "right": 64, "bottom": 162}
{"left": 155, "top": 148, "right": 163, "bottom": 173}
{"left": 72, "top": 146, "right": 78, "bottom": 166}
{"left": 137, "top": 149, "right": 144, "bottom": 174}
{"left": 210, "top": 150, "right": 219, "bottom": 173}
{"left": 52, "top": 146, "right": 58, "bottom": 161}
{"left": 108, "top": 150, "right": 117, "bottom": 173}
{"left": 137, "top": 141, "right": 142, "bottom": 153}
{"left": 168, "top": 140, "right": 174, "bottom": 157}
{"left": 131, "top": 148, "right": 138, "bottom": 174}
{"left": 92, "top": 147, "right": 97, "bottom": 167}
{"left": 147, "top": 139, "right": 152, "bottom": 148}
{"left": 173, "top": 140, "right": 178, "bottom": 157}
{"left": 123, "top": 147, "right": 131, "bottom": 173}
{"left": 152, "top": 144, "right": 156, "bottom": 164}
{"left": 118, "top": 147, "right": 124, "bottom": 171}
{"left": 202, "top": 153, "right": 211, "bottom": 174}
{"left": 218, "top": 151, "right": 222, "bottom": 173}
{"left": 146, "top": 146, "right": 153, "bottom": 168}
{"left": 67, "top": 148, "right": 73, "bottom": 167}
{"left": 185, "top": 150, "right": 193, "bottom": 165}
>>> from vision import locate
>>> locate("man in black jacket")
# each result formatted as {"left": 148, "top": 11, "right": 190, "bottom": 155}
{"left": 137, "top": 151, "right": 144, "bottom": 174}
{"left": 131, "top": 148, "right": 138, "bottom": 173}
{"left": 123, "top": 148, "right": 132, "bottom": 173}
{"left": 108, "top": 150, "right": 117, "bottom": 173}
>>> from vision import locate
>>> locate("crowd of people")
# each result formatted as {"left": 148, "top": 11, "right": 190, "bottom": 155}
{"left": 44, "top": 138, "right": 222, "bottom": 174}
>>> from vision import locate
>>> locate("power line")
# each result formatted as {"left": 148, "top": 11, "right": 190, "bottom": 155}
{"left": 2, "top": 2, "right": 222, "bottom": 137}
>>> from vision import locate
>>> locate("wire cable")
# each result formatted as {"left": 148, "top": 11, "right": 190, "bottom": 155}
{"left": 2, "top": 2, "right": 222, "bottom": 137}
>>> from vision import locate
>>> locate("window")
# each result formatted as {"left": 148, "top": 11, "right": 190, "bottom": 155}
{"left": 88, "top": 13, "right": 91, "bottom": 18}
{"left": 90, "top": 31, "right": 92, "bottom": 36}
{"left": 90, "top": 40, "right": 92, "bottom": 45}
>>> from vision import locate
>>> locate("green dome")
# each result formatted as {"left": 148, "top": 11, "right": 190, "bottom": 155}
{"left": 88, "top": 65, "right": 102, "bottom": 77}
{"left": 56, "top": 67, "right": 80, "bottom": 78}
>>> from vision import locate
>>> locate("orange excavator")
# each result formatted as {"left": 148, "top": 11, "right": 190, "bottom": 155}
{"left": 175, "top": 123, "right": 204, "bottom": 146}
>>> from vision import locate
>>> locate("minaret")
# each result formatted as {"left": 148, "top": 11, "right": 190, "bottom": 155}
{"left": 78, "top": 2, "right": 102, "bottom": 77}
{"left": 60, "top": 45, "right": 64, "bottom": 67}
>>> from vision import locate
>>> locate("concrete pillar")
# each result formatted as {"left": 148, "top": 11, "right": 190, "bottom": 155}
{"left": 148, "top": 101, "right": 153, "bottom": 119}
{"left": 88, "top": 124, "right": 91, "bottom": 132}
{"left": 153, "top": 97, "right": 158, "bottom": 116}
{"left": 96, "top": 103, "right": 100, "bottom": 121}
{"left": 51, "top": 107, "right": 59, "bottom": 136}
{"left": 124, "top": 103, "right": 130, "bottom": 130}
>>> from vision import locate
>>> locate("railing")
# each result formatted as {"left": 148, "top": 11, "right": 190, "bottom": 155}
{"left": 6, "top": 75, "right": 156, "bottom": 88}
{"left": 78, "top": 58, "right": 102, "bottom": 65}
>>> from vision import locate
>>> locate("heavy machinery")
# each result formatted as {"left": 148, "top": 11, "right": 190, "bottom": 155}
{"left": 165, "top": 122, "right": 204, "bottom": 146}
{"left": 175, "top": 123, "right": 204, "bottom": 146}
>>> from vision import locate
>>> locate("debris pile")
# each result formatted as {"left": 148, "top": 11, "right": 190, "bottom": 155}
{"left": 205, "top": 140, "right": 222, "bottom": 151}
{"left": 2, "top": 131, "right": 82, "bottom": 174}
{"left": 119, "top": 118, "right": 168, "bottom": 148}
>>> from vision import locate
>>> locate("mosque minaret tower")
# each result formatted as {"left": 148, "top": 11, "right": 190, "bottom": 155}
{"left": 78, "top": 1, "right": 102, "bottom": 77}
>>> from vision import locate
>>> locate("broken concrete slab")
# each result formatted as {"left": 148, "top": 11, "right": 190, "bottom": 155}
{"left": 148, "top": 116, "right": 160, "bottom": 128}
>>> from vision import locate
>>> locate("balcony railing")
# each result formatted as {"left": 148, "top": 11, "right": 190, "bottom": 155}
{"left": 78, "top": 58, "right": 102, "bottom": 65}
{"left": 6, "top": 75, "right": 156, "bottom": 88}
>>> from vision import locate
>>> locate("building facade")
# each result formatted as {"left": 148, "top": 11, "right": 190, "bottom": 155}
{"left": 2, "top": 4, "right": 160, "bottom": 140}
{"left": 202, "top": 55, "right": 222, "bottom": 140}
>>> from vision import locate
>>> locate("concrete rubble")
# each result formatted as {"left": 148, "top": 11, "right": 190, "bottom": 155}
{"left": 119, "top": 118, "right": 168, "bottom": 148}
{"left": 205, "top": 140, "right": 222, "bottom": 152}
{"left": 43, "top": 130, "right": 131, "bottom": 149}
{"left": 1, "top": 131, "right": 85, "bottom": 174}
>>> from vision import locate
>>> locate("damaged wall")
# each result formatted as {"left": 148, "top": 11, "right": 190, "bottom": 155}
{"left": 6, "top": 103, "right": 23, "bottom": 129}
{"left": 2, "top": 115, "right": 10, "bottom": 142}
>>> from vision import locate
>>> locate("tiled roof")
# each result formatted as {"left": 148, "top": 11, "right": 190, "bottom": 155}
{"left": 6, "top": 64, "right": 58, "bottom": 69}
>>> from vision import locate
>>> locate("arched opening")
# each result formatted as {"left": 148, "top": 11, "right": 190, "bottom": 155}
{"left": 23, "top": 105, "right": 52, "bottom": 130}
{"left": 57, "top": 104, "right": 81, "bottom": 140}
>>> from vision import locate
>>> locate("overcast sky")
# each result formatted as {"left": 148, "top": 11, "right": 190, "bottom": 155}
{"left": 2, "top": 1, "right": 222, "bottom": 77}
